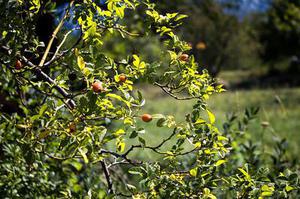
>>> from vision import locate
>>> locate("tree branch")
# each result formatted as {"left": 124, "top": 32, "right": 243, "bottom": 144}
{"left": 20, "top": 55, "right": 76, "bottom": 109}
{"left": 44, "top": 29, "right": 82, "bottom": 67}
{"left": 38, "top": 0, "right": 74, "bottom": 67}
{"left": 123, "top": 128, "right": 177, "bottom": 157}
{"left": 100, "top": 160, "right": 114, "bottom": 195}
{"left": 0, "top": 45, "right": 76, "bottom": 109}
{"left": 99, "top": 149, "right": 142, "bottom": 165}
{"left": 154, "top": 82, "right": 199, "bottom": 100}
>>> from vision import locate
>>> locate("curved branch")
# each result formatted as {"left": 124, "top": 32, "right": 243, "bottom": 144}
{"left": 154, "top": 82, "right": 199, "bottom": 100}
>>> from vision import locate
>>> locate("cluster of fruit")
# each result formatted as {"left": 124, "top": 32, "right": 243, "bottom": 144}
{"left": 15, "top": 54, "right": 188, "bottom": 133}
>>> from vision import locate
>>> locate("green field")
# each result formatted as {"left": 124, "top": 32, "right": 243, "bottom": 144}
{"left": 133, "top": 84, "right": 300, "bottom": 158}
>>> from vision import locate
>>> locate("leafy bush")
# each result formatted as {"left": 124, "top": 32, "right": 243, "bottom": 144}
{"left": 0, "top": 0, "right": 298, "bottom": 198}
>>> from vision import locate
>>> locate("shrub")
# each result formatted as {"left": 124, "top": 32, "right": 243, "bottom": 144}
{"left": 0, "top": 0, "right": 298, "bottom": 198}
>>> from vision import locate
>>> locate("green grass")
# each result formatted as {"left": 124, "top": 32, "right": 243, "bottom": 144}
{"left": 135, "top": 85, "right": 300, "bottom": 158}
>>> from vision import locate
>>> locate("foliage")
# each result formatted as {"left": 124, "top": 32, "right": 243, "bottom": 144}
{"left": 0, "top": 0, "right": 298, "bottom": 198}
{"left": 260, "top": 0, "right": 300, "bottom": 63}
{"left": 158, "top": 0, "right": 262, "bottom": 76}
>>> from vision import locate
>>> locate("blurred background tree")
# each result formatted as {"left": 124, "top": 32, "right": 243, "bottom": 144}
{"left": 96, "top": 0, "right": 300, "bottom": 79}
{"left": 259, "top": 0, "right": 300, "bottom": 73}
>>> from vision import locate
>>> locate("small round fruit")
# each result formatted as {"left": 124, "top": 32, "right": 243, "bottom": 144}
{"left": 179, "top": 54, "right": 189, "bottom": 62}
{"left": 92, "top": 81, "right": 104, "bottom": 93}
{"left": 196, "top": 42, "right": 206, "bottom": 50}
{"left": 119, "top": 74, "right": 127, "bottom": 83}
{"left": 15, "top": 60, "right": 23, "bottom": 70}
{"left": 141, "top": 114, "right": 152, "bottom": 122}
{"left": 69, "top": 123, "right": 76, "bottom": 133}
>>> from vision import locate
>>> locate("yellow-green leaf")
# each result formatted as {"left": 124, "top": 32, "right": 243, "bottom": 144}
{"left": 77, "top": 56, "right": 85, "bottom": 70}
{"left": 79, "top": 148, "right": 89, "bottom": 164}
{"left": 261, "top": 191, "right": 273, "bottom": 197}
{"left": 215, "top": 159, "right": 227, "bottom": 167}
{"left": 194, "top": 142, "right": 201, "bottom": 148}
{"left": 189, "top": 167, "right": 198, "bottom": 177}
{"left": 285, "top": 185, "right": 294, "bottom": 192}
{"left": 206, "top": 109, "right": 215, "bottom": 124}
{"left": 238, "top": 168, "right": 251, "bottom": 180}
{"left": 115, "top": 6, "right": 125, "bottom": 18}
{"left": 133, "top": 54, "right": 140, "bottom": 67}
{"left": 114, "top": 129, "right": 126, "bottom": 136}
{"left": 195, "top": 118, "right": 206, "bottom": 125}
{"left": 117, "top": 140, "right": 126, "bottom": 153}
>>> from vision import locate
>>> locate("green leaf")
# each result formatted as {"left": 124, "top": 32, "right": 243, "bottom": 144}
{"left": 238, "top": 168, "right": 251, "bottom": 181}
{"left": 175, "top": 14, "right": 188, "bottom": 21}
{"left": 157, "top": 118, "right": 167, "bottom": 127}
{"left": 285, "top": 185, "right": 294, "bottom": 192}
{"left": 77, "top": 55, "right": 85, "bottom": 70}
{"left": 206, "top": 109, "right": 215, "bottom": 124}
{"left": 138, "top": 137, "right": 146, "bottom": 146}
{"left": 126, "top": 184, "right": 136, "bottom": 191}
{"left": 79, "top": 148, "right": 89, "bottom": 164}
{"left": 106, "top": 93, "right": 131, "bottom": 107}
{"left": 194, "top": 142, "right": 201, "bottom": 148}
{"left": 189, "top": 167, "right": 198, "bottom": 177}
{"left": 124, "top": 117, "right": 134, "bottom": 125}
{"left": 261, "top": 192, "right": 273, "bottom": 197}
{"left": 194, "top": 118, "right": 206, "bottom": 125}
{"left": 2, "top": 31, "right": 8, "bottom": 39}
{"left": 115, "top": 6, "right": 125, "bottom": 18}
{"left": 217, "top": 135, "right": 229, "bottom": 141}
{"left": 128, "top": 170, "right": 142, "bottom": 176}
{"left": 68, "top": 160, "right": 83, "bottom": 171}
{"left": 215, "top": 159, "right": 227, "bottom": 167}
{"left": 168, "top": 50, "right": 177, "bottom": 60}
{"left": 129, "top": 131, "right": 138, "bottom": 139}
{"left": 117, "top": 140, "right": 126, "bottom": 153}
{"left": 133, "top": 54, "right": 140, "bottom": 67}
{"left": 261, "top": 185, "right": 274, "bottom": 192}
{"left": 114, "top": 129, "right": 125, "bottom": 137}
{"left": 38, "top": 104, "right": 47, "bottom": 116}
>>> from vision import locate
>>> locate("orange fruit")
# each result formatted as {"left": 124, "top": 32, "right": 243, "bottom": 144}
{"left": 119, "top": 74, "right": 127, "bottom": 83}
{"left": 15, "top": 60, "right": 23, "bottom": 70}
{"left": 92, "top": 81, "right": 104, "bottom": 93}
{"left": 141, "top": 114, "right": 152, "bottom": 122}
{"left": 196, "top": 42, "right": 206, "bottom": 50}
{"left": 179, "top": 54, "right": 189, "bottom": 62}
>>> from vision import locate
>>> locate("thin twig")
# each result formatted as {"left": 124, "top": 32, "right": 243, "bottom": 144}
{"left": 154, "top": 82, "right": 199, "bottom": 100}
{"left": 38, "top": 0, "right": 75, "bottom": 67}
{"left": 123, "top": 129, "right": 177, "bottom": 157}
{"left": 20, "top": 55, "right": 76, "bottom": 109}
{"left": 154, "top": 128, "right": 177, "bottom": 149}
{"left": 47, "top": 28, "right": 77, "bottom": 64}
{"left": 45, "top": 28, "right": 82, "bottom": 67}
{"left": 36, "top": 150, "right": 78, "bottom": 161}
{"left": 1, "top": 45, "right": 76, "bottom": 109}
{"left": 100, "top": 160, "right": 114, "bottom": 195}
{"left": 99, "top": 149, "right": 142, "bottom": 165}
{"left": 107, "top": 160, "right": 129, "bottom": 169}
